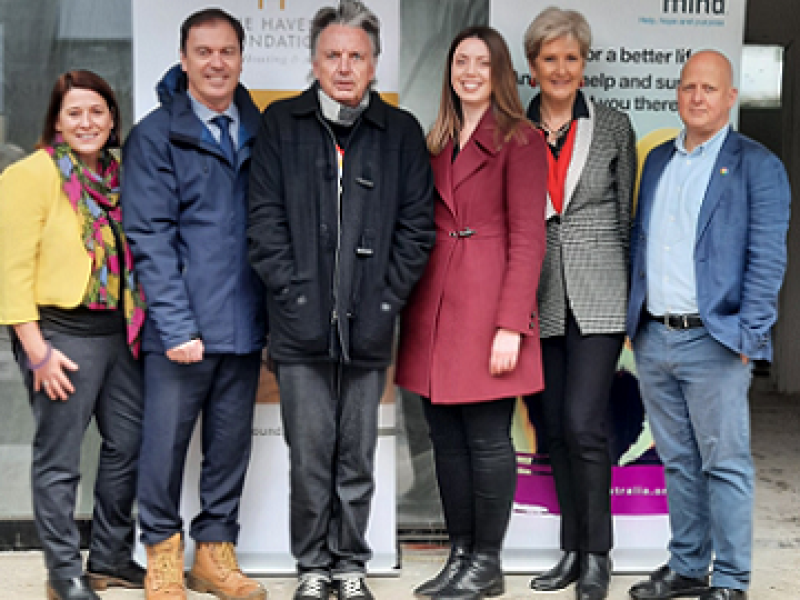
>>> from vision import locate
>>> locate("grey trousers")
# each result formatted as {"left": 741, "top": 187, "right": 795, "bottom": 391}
{"left": 16, "top": 329, "right": 143, "bottom": 579}
{"left": 275, "top": 362, "right": 385, "bottom": 578}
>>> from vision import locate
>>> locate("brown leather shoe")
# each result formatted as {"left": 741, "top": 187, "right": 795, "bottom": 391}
{"left": 187, "top": 541, "right": 267, "bottom": 600}
{"left": 145, "top": 533, "right": 186, "bottom": 600}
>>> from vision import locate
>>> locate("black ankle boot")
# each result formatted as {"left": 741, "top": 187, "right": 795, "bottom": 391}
{"left": 576, "top": 553, "right": 611, "bottom": 600}
{"left": 530, "top": 550, "right": 581, "bottom": 591}
{"left": 414, "top": 543, "right": 471, "bottom": 597}
{"left": 433, "top": 551, "right": 504, "bottom": 600}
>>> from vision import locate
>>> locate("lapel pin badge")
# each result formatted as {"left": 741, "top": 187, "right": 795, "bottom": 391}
{"left": 720, "top": 167, "right": 729, "bottom": 175}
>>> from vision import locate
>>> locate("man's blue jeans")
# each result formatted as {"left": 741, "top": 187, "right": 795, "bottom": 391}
{"left": 633, "top": 320, "right": 753, "bottom": 591}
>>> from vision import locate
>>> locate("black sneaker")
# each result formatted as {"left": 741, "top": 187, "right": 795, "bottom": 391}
{"left": 336, "top": 576, "right": 374, "bottom": 600}
{"left": 294, "top": 575, "right": 331, "bottom": 600}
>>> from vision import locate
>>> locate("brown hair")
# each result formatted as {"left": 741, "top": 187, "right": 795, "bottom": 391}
{"left": 180, "top": 7, "right": 245, "bottom": 54}
{"left": 427, "top": 26, "right": 531, "bottom": 156}
{"left": 38, "top": 70, "right": 122, "bottom": 149}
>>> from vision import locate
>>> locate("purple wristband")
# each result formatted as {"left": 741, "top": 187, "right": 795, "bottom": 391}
{"left": 27, "top": 343, "right": 53, "bottom": 371}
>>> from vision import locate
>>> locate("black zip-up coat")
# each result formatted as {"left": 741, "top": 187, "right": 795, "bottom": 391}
{"left": 247, "top": 86, "right": 435, "bottom": 368}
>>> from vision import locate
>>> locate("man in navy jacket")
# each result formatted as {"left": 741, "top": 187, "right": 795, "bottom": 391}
{"left": 626, "top": 50, "right": 791, "bottom": 600}
{"left": 122, "top": 8, "right": 266, "bottom": 600}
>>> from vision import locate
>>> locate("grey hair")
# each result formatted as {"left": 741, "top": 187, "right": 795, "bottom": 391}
{"left": 523, "top": 6, "right": 592, "bottom": 62}
{"left": 309, "top": 0, "right": 381, "bottom": 59}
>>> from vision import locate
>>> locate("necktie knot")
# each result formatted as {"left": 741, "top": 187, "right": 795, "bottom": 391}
{"left": 212, "top": 115, "right": 236, "bottom": 165}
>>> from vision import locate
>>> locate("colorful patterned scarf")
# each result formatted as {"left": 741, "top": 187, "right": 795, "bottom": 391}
{"left": 45, "top": 138, "right": 146, "bottom": 357}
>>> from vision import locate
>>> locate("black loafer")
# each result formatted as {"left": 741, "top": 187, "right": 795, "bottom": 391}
{"left": 699, "top": 588, "right": 747, "bottom": 600}
{"left": 629, "top": 565, "right": 709, "bottom": 600}
{"left": 85, "top": 560, "right": 146, "bottom": 589}
{"left": 46, "top": 577, "right": 100, "bottom": 600}
{"left": 530, "top": 550, "right": 581, "bottom": 591}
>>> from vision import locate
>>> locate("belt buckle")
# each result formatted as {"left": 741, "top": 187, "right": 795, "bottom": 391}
{"left": 663, "top": 314, "right": 690, "bottom": 329}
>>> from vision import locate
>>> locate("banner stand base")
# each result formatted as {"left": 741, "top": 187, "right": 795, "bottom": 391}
{"left": 502, "top": 513, "right": 670, "bottom": 574}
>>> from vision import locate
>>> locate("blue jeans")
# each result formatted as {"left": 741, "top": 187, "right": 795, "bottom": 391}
{"left": 633, "top": 321, "right": 753, "bottom": 590}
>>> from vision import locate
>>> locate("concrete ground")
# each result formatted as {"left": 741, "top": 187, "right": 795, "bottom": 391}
{"left": 4, "top": 380, "right": 798, "bottom": 599}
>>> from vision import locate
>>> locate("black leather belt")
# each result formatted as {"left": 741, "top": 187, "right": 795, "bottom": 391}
{"left": 646, "top": 312, "right": 703, "bottom": 329}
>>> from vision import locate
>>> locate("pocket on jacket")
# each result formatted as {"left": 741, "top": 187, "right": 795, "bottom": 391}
{"left": 350, "top": 288, "right": 399, "bottom": 358}
{"left": 268, "top": 278, "right": 326, "bottom": 347}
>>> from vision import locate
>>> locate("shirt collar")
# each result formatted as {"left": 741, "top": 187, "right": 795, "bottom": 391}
{"left": 187, "top": 91, "right": 239, "bottom": 127}
{"left": 675, "top": 123, "right": 730, "bottom": 157}
{"left": 528, "top": 90, "right": 590, "bottom": 125}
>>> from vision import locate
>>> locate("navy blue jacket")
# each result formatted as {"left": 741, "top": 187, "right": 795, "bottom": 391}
{"left": 122, "top": 65, "right": 266, "bottom": 354}
{"left": 627, "top": 130, "right": 791, "bottom": 361}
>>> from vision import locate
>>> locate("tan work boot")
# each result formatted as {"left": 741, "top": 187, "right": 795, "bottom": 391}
{"left": 187, "top": 541, "right": 267, "bottom": 600}
{"left": 144, "top": 533, "right": 186, "bottom": 600}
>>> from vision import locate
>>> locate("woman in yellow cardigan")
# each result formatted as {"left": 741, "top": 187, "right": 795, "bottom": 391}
{"left": 0, "top": 70, "right": 146, "bottom": 600}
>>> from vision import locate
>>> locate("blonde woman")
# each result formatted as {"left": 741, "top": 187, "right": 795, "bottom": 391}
{"left": 522, "top": 8, "right": 636, "bottom": 600}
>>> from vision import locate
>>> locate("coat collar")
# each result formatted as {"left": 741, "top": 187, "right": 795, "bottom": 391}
{"left": 431, "top": 107, "right": 500, "bottom": 217}
{"left": 547, "top": 98, "right": 594, "bottom": 219}
{"left": 640, "top": 128, "right": 741, "bottom": 244}
{"left": 290, "top": 83, "right": 388, "bottom": 130}
{"left": 159, "top": 65, "right": 261, "bottom": 167}
{"left": 696, "top": 128, "right": 741, "bottom": 242}
{"left": 451, "top": 107, "right": 500, "bottom": 189}
{"left": 639, "top": 139, "right": 677, "bottom": 234}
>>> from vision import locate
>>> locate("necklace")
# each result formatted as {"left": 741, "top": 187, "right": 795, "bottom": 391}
{"left": 539, "top": 117, "right": 572, "bottom": 145}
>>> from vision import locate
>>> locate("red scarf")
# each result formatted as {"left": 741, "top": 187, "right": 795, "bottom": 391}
{"left": 546, "top": 122, "right": 577, "bottom": 214}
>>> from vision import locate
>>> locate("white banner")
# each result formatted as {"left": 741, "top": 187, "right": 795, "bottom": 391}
{"left": 132, "top": 0, "right": 400, "bottom": 119}
{"left": 491, "top": 0, "right": 747, "bottom": 573}
{"left": 492, "top": 0, "right": 746, "bottom": 138}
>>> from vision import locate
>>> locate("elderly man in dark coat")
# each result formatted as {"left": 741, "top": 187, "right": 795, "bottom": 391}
{"left": 247, "top": 2, "right": 434, "bottom": 599}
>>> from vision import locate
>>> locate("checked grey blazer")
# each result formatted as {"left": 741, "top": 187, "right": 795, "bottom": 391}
{"left": 537, "top": 98, "right": 637, "bottom": 338}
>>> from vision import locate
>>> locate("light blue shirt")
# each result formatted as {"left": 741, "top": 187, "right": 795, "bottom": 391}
{"left": 187, "top": 91, "right": 240, "bottom": 149}
{"left": 646, "top": 125, "right": 730, "bottom": 316}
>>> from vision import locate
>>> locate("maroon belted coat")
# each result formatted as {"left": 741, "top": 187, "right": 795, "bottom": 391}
{"left": 396, "top": 109, "right": 548, "bottom": 404}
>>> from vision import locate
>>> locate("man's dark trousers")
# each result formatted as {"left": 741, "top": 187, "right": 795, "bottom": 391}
{"left": 275, "top": 361, "right": 385, "bottom": 577}
{"left": 137, "top": 352, "right": 261, "bottom": 545}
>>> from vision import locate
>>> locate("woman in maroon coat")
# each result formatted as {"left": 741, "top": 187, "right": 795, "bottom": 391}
{"left": 396, "top": 25, "right": 547, "bottom": 600}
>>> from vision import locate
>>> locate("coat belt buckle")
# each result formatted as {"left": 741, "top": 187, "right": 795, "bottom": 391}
{"left": 456, "top": 227, "right": 475, "bottom": 238}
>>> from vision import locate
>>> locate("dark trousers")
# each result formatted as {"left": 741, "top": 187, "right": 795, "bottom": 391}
{"left": 275, "top": 362, "right": 385, "bottom": 578}
{"left": 17, "top": 329, "right": 143, "bottom": 579}
{"left": 137, "top": 351, "right": 261, "bottom": 546}
{"left": 423, "top": 397, "right": 517, "bottom": 553}
{"left": 526, "top": 311, "right": 623, "bottom": 553}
